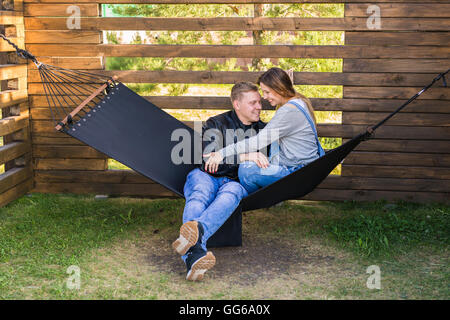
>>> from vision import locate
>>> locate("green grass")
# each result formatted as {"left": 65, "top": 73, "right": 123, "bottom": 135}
{"left": 0, "top": 194, "right": 181, "bottom": 299}
{"left": 0, "top": 194, "right": 448, "bottom": 299}
{"left": 322, "top": 201, "right": 449, "bottom": 258}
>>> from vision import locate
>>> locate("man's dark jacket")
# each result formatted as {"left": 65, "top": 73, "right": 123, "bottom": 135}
{"left": 201, "top": 110, "right": 267, "bottom": 181}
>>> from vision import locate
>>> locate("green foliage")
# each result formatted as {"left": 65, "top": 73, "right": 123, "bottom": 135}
{"left": 106, "top": 4, "right": 252, "bottom": 18}
{"left": 105, "top": 3, "right": 344, "bottom": 18}
{"left": 263, "top": 3, "right": 344, "bottom": 18}
{"left": 324, "top": 202, "right": 450, "bottom": 257}
{"left": 320, "top": 137, "right": 342, "bottom": 150}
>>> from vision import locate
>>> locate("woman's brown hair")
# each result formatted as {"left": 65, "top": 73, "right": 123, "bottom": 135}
{"left": 257, "top": 67, "right": 317, "bottom": 124}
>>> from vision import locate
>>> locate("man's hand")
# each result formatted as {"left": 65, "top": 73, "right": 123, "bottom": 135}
{"left": 203, "top": 152, "right": 224, "bottom": 173}
{"left": 239, "top": 152, "right": 270, "bottom": 169}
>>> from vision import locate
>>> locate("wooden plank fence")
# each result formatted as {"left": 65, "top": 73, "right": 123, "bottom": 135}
{"left": 0, "top": 0, "right": 448, "bottom": 206}
{"left": 0, "top": 0, "right": 34, "bottom": 207}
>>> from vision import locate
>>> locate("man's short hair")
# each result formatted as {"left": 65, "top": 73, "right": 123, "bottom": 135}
{"left": 230, "top": 82, "right": 259, "bottom": 102}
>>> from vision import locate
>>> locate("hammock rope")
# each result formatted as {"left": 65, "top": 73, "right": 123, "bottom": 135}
{"left": 368, "top": 70, "right": 448, "bottom": 134}
{"left": 1, "top": 34, "right": 117, "bottom": 128}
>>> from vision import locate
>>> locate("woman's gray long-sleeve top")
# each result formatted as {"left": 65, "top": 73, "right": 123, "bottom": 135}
{"left": 218, "top": 98, "right": 320, "bottom": 167}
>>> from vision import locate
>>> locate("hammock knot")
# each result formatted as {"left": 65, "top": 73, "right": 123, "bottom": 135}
{"left": 362, "top": 127, "right": 374, "bottom": 141}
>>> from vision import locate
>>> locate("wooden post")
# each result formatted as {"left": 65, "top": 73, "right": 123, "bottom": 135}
{"left": 0, "top": 0, "right": 33, "bottom": 206}
{"left": 251, "top": 4, "right": 263, "bottom": 71}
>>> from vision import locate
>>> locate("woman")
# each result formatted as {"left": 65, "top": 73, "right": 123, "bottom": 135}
{"left": 204, "top": 67, "right": 325, "bottom": 193}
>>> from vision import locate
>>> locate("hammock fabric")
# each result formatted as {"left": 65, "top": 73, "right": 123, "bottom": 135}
{"left": 2, "top": 35, "right": 447, "bottom": 247}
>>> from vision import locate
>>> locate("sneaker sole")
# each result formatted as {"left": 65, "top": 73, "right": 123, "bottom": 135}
{"left": 186, "top": 251, "right": 216, "bottom": 281}
{"left": 172, "top": 220, "right": 199, "bottom": 255}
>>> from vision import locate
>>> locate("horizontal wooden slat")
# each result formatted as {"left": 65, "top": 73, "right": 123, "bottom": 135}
{"left": 345, "top": 3, "right": 450, "bottom": 17}
{"left": 303, "top": 188, "right": 448, "bottom": 204}
{"left": 344, "top": 59, "right": 450, "bottom": 73}
{"left": 24, "top": 4, "right": 99, "bottom": 16}
{"left": 26, "top": 17, "right": 345, "bottom": 31}
{"left": 327, "top": 125, "right": 450, "bottom": 140}
{"left": 26, "top": 86, "right": 442, "bottom": 109}
{"left": 32, "top": 120, "right": 450, "bottom": 144}
{"left": 34, "top": 169, "right": 450, "bottom": 193}
{"left": 32, "top": 182, "right": 175, "bottom": 197}
{"left": 11, "top": 125, "right": 31, "bottom": 141}
{"left": 26, "top": 44, "right": 450, "bottom": 59}
{"left": 32, "top": 135, "right": 86, "bottom": 145}
{"left": 34, "top": 158, "right": 107, "bottom": 170}
{"left": 0, "top": 113, "right": 29, "bottom": 136}
{"left": 0, "top": 141, "right": 31, "bottom": 164}
{"left": 27, "top": 83, "right": 120, "bottom": 95}
{"left": 32, "top": 119, "right": 202, "bottom": 135}
{"left": 0, "top": 64, "right": 27, "bottom": 80}
{"left": 0, "top": 177, "right": 33, "bottom": 208}
{"left": 0, "top": 89, "right": 28, "bottom": 108}
{"left": 344, "top": 151, "right": 450, "bottom": 167}
{"left": 33, "top": 145, "right": 444, "bottom": 167}
{"left": 24, "top": 118, "right": 413, "bottom": 139}
{"left": 31, "top": 180, "right": 449, "bottom": 204}
{"left": 342, "top": 112, "right": 450, "bottom": 126}
{"left": 317, "top": 175, "right": 450, "bottom": 193}
{"left": 344, "top": 87, "right": 450, "bottom": 100}
{"left": 28, "top": 95, "right": 450, "bottom": 113}
{"left": 25, "top": 31, "right": 102, "bottom": 44}
{"left": 0, "top": 10, "right": 23, "bottom": 25}
{"left": 349, "top": 139, "right": 450, "bottom": 154}
{"left": 24, "top": 16, "right": 450, "bottom": 31}
{"left": 342, "top": 164, "right": 450, "bottom": 179}
{"left": 345, "top": 32, "right": 450, "bottom": 46}
{"left": 27, "top": 122, "right": 450, "bottom": 142}
{"left": 28, "top": 57, "right": 103, "bottom": 69}
{"left": 33, "top": 145, "right": 106, "bottom": 159}
{"left": 0, "top": 165, "right": 33, "bottom": 195}
{"left": 34, "top": 169, "right": 154, "bottom": 184}
{"left": 319, "top": 99, "right": 450, "bottom": 113}
{"left": 27, "top": 70, "right": 449, "bottom": 87}
{"left": 0, "top": 37, "right": 24, "bottom": 52}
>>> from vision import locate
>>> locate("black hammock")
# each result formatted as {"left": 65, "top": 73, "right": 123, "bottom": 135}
{"left": 3, "top": 35, "right": 448, "bottom": 247}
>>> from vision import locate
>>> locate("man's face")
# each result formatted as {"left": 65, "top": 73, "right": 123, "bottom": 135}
{"left": 233, "top": 90, "right": 262, "bottom": 125}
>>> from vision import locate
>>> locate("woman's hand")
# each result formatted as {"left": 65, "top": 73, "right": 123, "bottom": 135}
{"left": 203, "top": 152, "right": 224, "bottom": 173}
{"left": 240, "top": 152, "right": 270, "bottom": 169}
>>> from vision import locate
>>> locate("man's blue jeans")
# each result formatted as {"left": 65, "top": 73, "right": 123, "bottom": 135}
{"left": 181, "top": 168, "right": 248, "bottom": 262}
{"left": 238, "top": 161, "right": 303, "bottom": 194}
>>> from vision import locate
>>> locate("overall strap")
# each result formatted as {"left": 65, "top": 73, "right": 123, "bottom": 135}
{"left": 288, "top": 100, "right": 325, "bottom": 157}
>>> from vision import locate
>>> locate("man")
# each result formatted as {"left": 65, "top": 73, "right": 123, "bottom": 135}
{"left": 172, "top": 82, "right": 269, "bottom": 281}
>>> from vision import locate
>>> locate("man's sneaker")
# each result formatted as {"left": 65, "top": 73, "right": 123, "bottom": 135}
{"left": 172, "top": 220, "right": 204, "bottom": 255}
{"left": 185, "top": 248, "right": 216, "bottom": 281}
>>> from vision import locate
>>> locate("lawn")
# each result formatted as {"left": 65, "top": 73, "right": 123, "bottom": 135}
{"left": 0, "top": 194, "right": 448, "bottom": 299}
